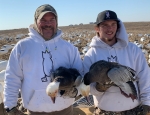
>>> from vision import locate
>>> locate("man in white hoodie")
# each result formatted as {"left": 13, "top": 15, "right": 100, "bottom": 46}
{"left": 3, "top": 4, "right": 83, "bottom": 115}
{"left": 83, "top": 10, "right": 150, "bottom": 115}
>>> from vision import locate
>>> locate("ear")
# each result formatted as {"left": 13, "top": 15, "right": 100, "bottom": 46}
{"left": 95, "top": 26, "right": 99, "bottom": 32}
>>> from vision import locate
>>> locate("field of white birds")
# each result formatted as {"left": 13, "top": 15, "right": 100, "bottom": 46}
{"left": 0, "top": 22, "right": 150, "bottom": 115}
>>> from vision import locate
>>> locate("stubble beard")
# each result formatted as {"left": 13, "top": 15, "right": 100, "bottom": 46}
{"left": 41, "top": 26, "right": 55, "bottom": 40}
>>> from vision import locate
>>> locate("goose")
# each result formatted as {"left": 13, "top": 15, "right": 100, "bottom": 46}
{"left": 0, "top": 60, "right": 8, "bottom": 71}
{"left": 83, "top": 60, "right": 137, "bottom": 101}
{"left": 0, "top": 49, "right": 8, "bottom": 55}
{"left": 1, "top": 44, "right": 13, "bottom": 51}
{"left": 46, "top": 67, "right": 90, "bottom": 103}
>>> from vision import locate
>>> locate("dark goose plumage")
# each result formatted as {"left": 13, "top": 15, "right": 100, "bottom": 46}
{"left": 84, "top": 60, "right": 137, "bottom": 101}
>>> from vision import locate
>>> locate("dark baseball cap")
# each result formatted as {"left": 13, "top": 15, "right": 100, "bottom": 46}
{"left": 95, "top": 10, "right": 120, "bottom": 25}
{"left": 35, "top": 4, "right": 57, "bottom": 20}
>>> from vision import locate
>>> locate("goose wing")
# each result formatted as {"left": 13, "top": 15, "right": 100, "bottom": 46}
{"left": 107, "top": 66, "right": 137, "bottom": 101}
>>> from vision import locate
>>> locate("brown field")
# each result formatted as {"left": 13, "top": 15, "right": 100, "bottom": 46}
{"left": 0, "top": 22, "right": 150, "bottom": 115}
{"left": 1, "top": 22, "right": 150, "bottom": 35}
{"left": 1, "top": 22, "right": 150, "bottom": 61}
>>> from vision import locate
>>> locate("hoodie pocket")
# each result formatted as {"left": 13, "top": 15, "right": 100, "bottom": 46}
{"left": 27, "top": 89, "right": 53, "bottom": 111}
{"left": 27, "top": 89, "right": 73, "bottom": 112}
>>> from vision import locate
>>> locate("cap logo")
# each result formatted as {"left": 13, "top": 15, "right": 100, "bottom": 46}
{"left": 105, "top": 11, "right": 110, "bottom": 18}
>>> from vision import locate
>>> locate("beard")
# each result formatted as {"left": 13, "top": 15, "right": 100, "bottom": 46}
{"left": 42, "top": 25, "right": 54, "bottom": 30}
{"left": 40, "top": 25, "right": 56, "bottom": 40}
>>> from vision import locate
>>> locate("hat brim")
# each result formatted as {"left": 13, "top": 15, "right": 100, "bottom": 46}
{"left": 94, "top": 19, "right": 120, "bottom": 25}
{"left": 38, "top": 11, "right": 57, "bottom": 20}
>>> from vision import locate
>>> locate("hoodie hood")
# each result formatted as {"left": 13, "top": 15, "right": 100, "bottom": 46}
{"left": 90, "top": 19, "right": 128, "bottom": 48}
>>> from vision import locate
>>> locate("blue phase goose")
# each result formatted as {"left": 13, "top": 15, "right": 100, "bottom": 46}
{"left": 46, "top": 67, "right": 90, "bottom": 103}
{"left": 84, "top": 60, "right": 137, "bottom": 101}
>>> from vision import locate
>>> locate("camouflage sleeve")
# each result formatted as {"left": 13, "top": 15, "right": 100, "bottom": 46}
{"left": 142, "top": 105, "right": 150, "bottom": 115}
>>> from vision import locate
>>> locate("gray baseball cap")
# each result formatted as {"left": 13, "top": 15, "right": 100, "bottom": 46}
{"left": 35, "top": 4, "right": 57, "bottom": 20}
{"left": 95, "top": 10, "right": 120, "bottom": 25}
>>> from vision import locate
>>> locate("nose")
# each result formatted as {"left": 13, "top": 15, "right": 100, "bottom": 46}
{"left": 42, "top": 21, "right": 52, "bottom": 26}
{"left": 107, "top": 25, "right": 114, "bottom": 29}
{"left": 44, "top": 19, "right": 56, "bottom": 25}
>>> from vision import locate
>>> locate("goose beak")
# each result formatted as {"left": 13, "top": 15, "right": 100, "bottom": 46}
{"left": 85, "top": 96, "right": 90, "bottom": 103}
{"left": 51, "top": 96, "right": 56, "bottom": 103}
{"left": 46, "top": 88, "right": 58, "bottom": 104}
{"left": 80, "top": 89, "right": 90, "bottom": 102}
{"left": 46, "top": 82, "right": 60, "bottom": 104}
{"left": 48, "top": 91, "right": 58, "bottom": 104}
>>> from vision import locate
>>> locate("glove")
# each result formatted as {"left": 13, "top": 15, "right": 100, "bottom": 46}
{"left": 7, "top": 107, "right": 25, "bottom": 115}
{"left": 142, "top": 105, "right": 150, "bottom": 115}
{"left": 95, "top": 82, "right": 112, "bottom": 92}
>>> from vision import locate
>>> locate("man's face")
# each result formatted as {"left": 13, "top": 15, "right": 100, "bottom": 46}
{"left": 37, "top": 12, "right": 57, "bottom": 40}
{"left": 95, "top": 20, "right": 118, "bottom": 46}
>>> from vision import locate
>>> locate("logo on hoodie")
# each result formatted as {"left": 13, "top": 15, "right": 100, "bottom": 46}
{"left": 107, "top": 55, "right": 117, "bottom": 62}
{"left": 41, "top": 47, "right": 54, "bottom": 82}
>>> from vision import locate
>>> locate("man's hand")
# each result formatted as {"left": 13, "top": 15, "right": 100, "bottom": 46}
{"left": 142, "top": 105, "right": 150, "bottom": 115}
{"left": 7, "top": 107, "right": 25, "bottom": 115}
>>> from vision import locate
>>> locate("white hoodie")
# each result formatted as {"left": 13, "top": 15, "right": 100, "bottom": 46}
{"left": 83, "top": 20, "right": 150, "bottom": 111}
{"left": 3, "top": 26, "right": 83, "bottom": 112}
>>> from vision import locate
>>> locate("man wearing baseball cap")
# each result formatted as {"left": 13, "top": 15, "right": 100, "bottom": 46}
{"left": 3, "top": 4, "right": 83, "bottom": 115}
{"left": 83, "top": 10, "right": 150, "bottom": 114}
